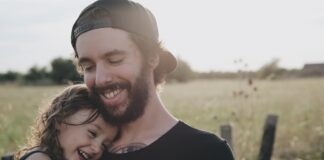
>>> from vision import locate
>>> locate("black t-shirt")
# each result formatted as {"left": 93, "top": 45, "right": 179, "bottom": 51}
{"left": 101, "top": 121, "right": 235, "bottom": 160}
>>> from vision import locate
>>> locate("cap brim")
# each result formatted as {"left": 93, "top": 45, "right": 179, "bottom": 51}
{"left": 158, "top": 50, "right": 177, "bottom": 73}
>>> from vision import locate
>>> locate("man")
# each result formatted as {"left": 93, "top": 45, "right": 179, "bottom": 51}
{"left": 71, "top": 0, "right": 234, "bottom": 159}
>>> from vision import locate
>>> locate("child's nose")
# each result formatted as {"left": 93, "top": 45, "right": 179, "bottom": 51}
{"left": 91, "top": 141, "right": 102, "bottom": 154}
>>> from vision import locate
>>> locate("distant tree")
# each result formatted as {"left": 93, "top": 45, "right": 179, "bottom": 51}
{"left": 24, "top": 66, "right": 50, "bottom": 82}
{"left": 167, "top": 58, "right": 194, "bottom": 82}
{"left": 0, "top": 71, "right": 21, "bottom": 82}
{"left": 50, "top": 57, "right": 82, "bottom": 84}
{"left": 257, "top": 58, "right": 285, "bottom": 79}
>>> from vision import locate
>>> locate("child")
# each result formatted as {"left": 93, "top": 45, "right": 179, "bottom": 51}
{"left": 16, "top": 84, "right": 119, "bottom": 160}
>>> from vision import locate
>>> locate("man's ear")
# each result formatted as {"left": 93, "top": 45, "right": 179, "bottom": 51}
{"left": 148, "top": 54, "right": 159, "bottom": 70}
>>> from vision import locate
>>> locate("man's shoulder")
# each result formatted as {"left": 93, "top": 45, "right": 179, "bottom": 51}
{"left": 167, "top": 121, "right": 235, "bottom": 160}
{"left": 171, "top": 121, "right": 225, "bottom": 144}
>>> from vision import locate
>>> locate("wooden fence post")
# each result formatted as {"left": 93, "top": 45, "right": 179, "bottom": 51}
{"left": 220, "top": 124, "right": 233, "bottom": 151}
{"left": 258, "top": 114, "right": 278, "bottom": 160}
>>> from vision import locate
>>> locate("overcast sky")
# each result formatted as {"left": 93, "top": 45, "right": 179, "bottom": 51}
{"left": 1, "top": 0, "right": 324, "bottom": 73}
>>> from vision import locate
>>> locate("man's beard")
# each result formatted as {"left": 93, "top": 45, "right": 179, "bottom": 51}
{"left": 90, "top": 69, "right": 149, "bottom": 125}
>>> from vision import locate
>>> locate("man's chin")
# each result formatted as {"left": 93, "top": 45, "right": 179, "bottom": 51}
{"left": 100, "top": 102, "right": 134, "bottom": 125}
{"left": 102, "top": 102, "right": 144, "bottom": 125}
{"left": 105, "top": 104, "right": 128, "bottom": 117}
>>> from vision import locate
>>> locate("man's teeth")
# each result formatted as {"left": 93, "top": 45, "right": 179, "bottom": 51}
{"left": 79, "top": 150, "right": 89, "bottom": 160}
{"left": 104, "top": 89, "right": 121, "bottom": 99}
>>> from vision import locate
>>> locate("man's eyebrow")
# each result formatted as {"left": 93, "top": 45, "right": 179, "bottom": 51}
{"left": 78, "top": 57, "right": 92, "bottom": 65}
{"left": 78, "top": 49, "right": 126, "bottom": 65}
{"left": 100, "top": 49, "right": 126, "bottom": 59}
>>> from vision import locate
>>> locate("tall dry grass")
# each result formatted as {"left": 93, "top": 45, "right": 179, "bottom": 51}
{"left": 161, "top": 78, "right": 324, "bottom": 160}
{"left": 0, "top": 78, "right": 323, "bottom": 159}
{"left": 0, "top": 85, "right": 65, "bottom": 155}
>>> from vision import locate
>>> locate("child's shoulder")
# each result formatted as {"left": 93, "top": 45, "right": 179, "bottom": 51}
{"left": 20, "top": 148, "right": 51, "bottom": 160}
{"left": 23, "top": 152, "right": 50, "bottom": 160}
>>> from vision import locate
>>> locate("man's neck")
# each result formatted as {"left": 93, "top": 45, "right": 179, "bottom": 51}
{"left": 110, "top": 90, "right": 178, "bottom": 153}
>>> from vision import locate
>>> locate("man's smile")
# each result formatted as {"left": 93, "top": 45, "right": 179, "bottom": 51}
{"left": 97, "top": 83, "right": 130, "bottom": 108}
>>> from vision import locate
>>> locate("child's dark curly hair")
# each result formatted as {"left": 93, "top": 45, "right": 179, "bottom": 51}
{"left": 16, "top": 84, "right": 101, "bottom": 160}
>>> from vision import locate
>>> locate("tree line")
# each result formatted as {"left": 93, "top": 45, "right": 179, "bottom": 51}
{"left": 170, "top": 58, "right": 324, "bottom": 82}
{"left": 1, "top": 57, "right": 323, "bottom": 85}
{"left": 0, "top": 58, "right": 82, "bottom": 85}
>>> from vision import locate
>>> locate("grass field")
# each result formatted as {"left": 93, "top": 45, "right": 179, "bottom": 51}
{"left": 1, "top": 78, "right": 323, "bottom": 159}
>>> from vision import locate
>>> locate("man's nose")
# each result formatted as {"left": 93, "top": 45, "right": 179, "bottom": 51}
{"left": 95, "top": 64, "right": 113, "bottom": 86}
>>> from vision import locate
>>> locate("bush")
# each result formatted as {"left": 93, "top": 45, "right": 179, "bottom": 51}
{"left": 23, "top": 66, "right": 50, "bottom": 82}
{"left": 50, "top": 58, "right": 82, "bottom": 84}
{"left": 167, "top": 58, "right": 194, "bottom": 82}
{"left": 0, "top": 71, "right": 21, "bottom": 82}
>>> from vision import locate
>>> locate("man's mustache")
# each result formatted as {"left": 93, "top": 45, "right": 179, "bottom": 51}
{"left": 90, "top": 82, "right": 131, "bottom": 96}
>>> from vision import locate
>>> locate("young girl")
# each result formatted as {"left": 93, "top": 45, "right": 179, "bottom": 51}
{"left": 16, "top": 84, "right": 119, "bottom": 160}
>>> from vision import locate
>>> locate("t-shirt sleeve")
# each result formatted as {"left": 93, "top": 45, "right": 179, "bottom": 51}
{"left": 199, "top": 134, "right": 235, "bottom": 160}
{"left": 215, "top": 139, "right": 235, "bottom": 160}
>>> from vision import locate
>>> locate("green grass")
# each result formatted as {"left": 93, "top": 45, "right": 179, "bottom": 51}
{"left": 1, "top": 78, "right": 324, "bottom": 160}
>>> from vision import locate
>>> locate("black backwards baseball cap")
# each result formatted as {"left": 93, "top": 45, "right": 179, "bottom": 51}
{"left": 71, "top": 0, "right": 177, "bottom": 74}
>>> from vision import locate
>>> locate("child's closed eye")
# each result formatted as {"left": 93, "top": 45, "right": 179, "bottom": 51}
{"left": 88, "top": 130, "right": 97, "bottom": 138}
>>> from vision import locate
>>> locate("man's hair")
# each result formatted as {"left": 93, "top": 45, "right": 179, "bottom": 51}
{"left": 128, "top": 34, "right": 169, "bottom": 85}
{"left": 71, "top": 0, "right": 177, "bottom": 86}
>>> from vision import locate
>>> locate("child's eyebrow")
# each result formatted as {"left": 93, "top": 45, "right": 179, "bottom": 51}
{"left": 91, "top": 124, "right": 102, "bottom": 131}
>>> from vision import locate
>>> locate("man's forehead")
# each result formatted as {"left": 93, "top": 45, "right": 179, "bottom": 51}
{"left": 76, "top": 28, "right": 137, "bottom": 54}
{"left": 78, "top": 50, "right": 127, "bottom": 62}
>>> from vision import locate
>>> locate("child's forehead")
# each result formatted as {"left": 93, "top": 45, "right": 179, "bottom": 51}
{"left": 64, "top": 109, "right": 116, "bottom": 131}
{"left": 65, "top": 109, "right": 94, "bottom": 122}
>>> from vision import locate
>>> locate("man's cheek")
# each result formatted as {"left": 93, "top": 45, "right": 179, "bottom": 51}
{"left": 84, "top": 75, "right": 95, "bottom": 90}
